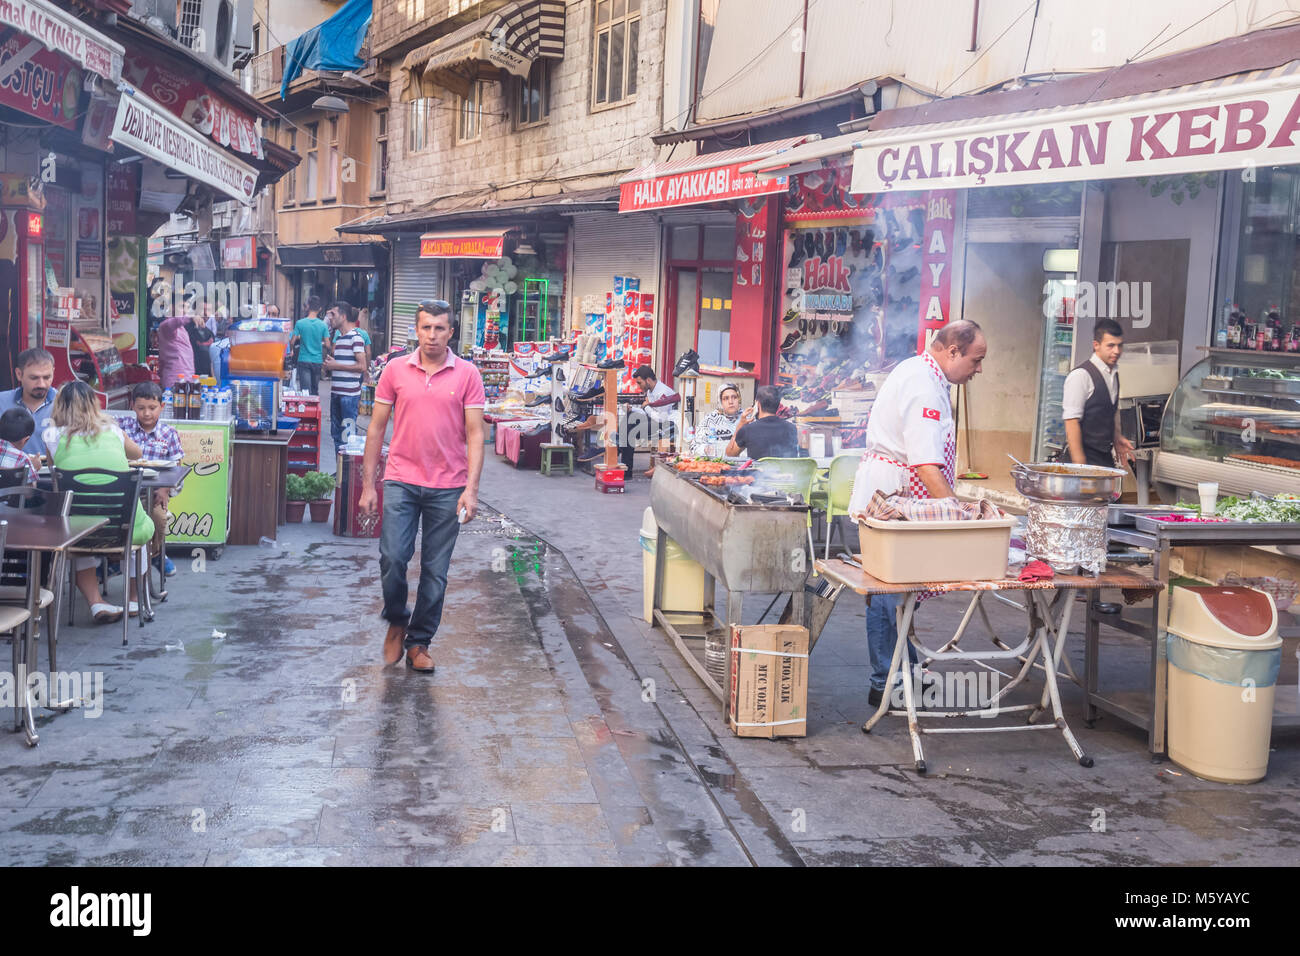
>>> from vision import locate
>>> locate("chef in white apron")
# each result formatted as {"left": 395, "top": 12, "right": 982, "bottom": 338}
{"left": 848, "top": 320, "right": 989, "bottom": 706}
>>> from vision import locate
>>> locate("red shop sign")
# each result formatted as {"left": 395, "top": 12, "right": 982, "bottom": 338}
{"left": 419, "top": 233, "right": 505, "bottom": 258}
{"left": 915, "top": 189, "right": 957, "bottom": 353}
{"left": 619, "top": 162, "right": 787, "bottom": 213}
{"left": 106, "top": 163, "right": 137, "bottom": 235}
{"left": 121, "top": 52, "right": 264, "bottom": 160}
{"left": 0, "top": 28, "right": 80, "bottom": 129}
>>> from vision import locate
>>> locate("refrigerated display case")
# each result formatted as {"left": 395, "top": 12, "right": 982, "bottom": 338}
{"left": 1032, "top": 274, "right": 1077, "bottom": 460}
{"left": 1154, "top": 348, "right": 1300, "bottom": 501}
{"left": 66, "top": 328, "right": 129, "bottom": 408}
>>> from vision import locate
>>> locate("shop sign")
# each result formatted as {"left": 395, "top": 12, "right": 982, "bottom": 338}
{"left": 76, "top": 240, "right": 100, "bottom": 279}
{"left": 221, "top": 236, "right": 256, "bottom": 270}
{"left": 0, "top": 0, "right": 123, "bottom": 82}
{"left": 914, "top": 190, "right": 956, "bottom": 352}
{"left": 0, "top": 28, "right": 79, "bottom": 127}
{"left": 106, "top": 163, "right": 137, "bottom": 235}
{"left": 419, "top": 233, "right": 504, "bottom": 258}
{"left": 81, "top": 94, "right": 116, "bottom": 151}
{"left": 121, "top": 53, "right": 264, "bottom": 160}
{"left": 619, "top": 162, "right": 787, "bottom": 213}
{"left": 853, "top": 80, "right": 1300, "bottom": 193}
{"left": 787, "top": 163, "right": 879, "bottom": 221}
{"left": 110, "top": 91, "right": 258, "bottom": 205}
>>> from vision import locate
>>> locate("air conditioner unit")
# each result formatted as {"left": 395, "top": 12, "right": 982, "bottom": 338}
{"left": 177, "top": 0, "right": 239, "bottom": 74}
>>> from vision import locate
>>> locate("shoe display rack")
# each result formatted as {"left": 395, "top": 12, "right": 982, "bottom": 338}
{"left": 282, "top": 394, "right": 321, "bottom": 475}
{"left": 552, "top": 334, "right": 624, "bottom": 490}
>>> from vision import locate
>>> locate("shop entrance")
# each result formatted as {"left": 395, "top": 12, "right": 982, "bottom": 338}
{"left": 663, "top": 223, "right": 735, "bottom": 383}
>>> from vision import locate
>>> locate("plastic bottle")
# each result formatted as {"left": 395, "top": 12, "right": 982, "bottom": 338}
{"left": 162, "top": 388, "right": 174, "bottom": 419}
{"left": 188, "top": 376, "right": 202, "bottom": 420}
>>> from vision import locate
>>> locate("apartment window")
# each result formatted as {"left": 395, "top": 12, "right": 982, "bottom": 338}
{"left": 408, "top": 98, "right": 432, "bottom": 152}
{"left": 283, "top": 128, "right": 297, "bottom": 205}
{"left": 457, "top": 81, "right": 485, "bottom": 143}
{"left": 593, "top": 0, "right": 640, "bottom": 107}
{"left": 373, "top": 109, "right": 388, "bottom": 194}
{"left": 325, "top": 115, "right": 339, "bottom": 199}
{"left": 303, "top": 121, "right": 319, "bottom": 201}
{"left": 515, "top": 60, "right": 551, "bottom": 129}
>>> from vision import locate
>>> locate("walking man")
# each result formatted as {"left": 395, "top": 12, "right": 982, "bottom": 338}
{"left": 291, "top": 297, "right": 328, "bottom": 395}
{"left": 359, "top": 300, "right": 485, "bottom": 673}
{"left": 324, "top": 301, "right": 367, "bottom": 459}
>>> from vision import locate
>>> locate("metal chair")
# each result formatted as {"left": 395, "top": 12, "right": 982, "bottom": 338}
{"left": 0, "top": 521, "right": 34, "bottom": 731}
{"left": 0, "top": 487, "right": 72, "bottom": 677}
{"left": 51, "top": 467, "right": 146, "bottom": 646}
{"left": 0, "top": 466, "right": 31, "bottom": 492}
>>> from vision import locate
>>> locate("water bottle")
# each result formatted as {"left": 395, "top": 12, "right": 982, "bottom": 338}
{"left": 162, "top": 388, "right": 174, "bottom": 419}
{"left": 201, "top": 388, "right": 212, "bottom": 420}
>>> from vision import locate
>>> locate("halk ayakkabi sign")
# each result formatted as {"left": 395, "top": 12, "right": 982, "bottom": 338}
{"left": 852, "top": 74, "right": 1300, "bottom": 193}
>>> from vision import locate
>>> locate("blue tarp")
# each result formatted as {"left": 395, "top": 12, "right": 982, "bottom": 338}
{"left": 281, "top": 0, "right": 373, "bottom": 100}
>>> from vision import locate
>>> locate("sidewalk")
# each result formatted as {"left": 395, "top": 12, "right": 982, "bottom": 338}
{"left": 0, "top": 451, "right": 1295, "bottom": 865}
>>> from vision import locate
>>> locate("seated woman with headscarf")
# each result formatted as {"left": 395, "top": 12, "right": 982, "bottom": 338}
{"left": 689, "top": 383, "right": 745, "bottom": 457}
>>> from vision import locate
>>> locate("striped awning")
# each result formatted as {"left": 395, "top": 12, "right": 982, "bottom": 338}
{"left": 400, "top": 0, "right": 566, "bottom": 102}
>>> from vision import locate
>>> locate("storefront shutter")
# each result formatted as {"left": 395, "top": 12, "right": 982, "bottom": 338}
{"left": 390, "top": 233, "right": 442, "bottom": 347}
{"left": 569, "top": 211, "right": 661, "bottom": 324}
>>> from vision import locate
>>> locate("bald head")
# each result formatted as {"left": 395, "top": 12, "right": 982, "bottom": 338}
{"left": 928, "top": 320, "right": 987, "bottom": 385}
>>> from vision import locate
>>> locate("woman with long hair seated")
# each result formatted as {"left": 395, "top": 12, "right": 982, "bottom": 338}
{"left": 49, "top": 381, "right": 156, "bottom": 623}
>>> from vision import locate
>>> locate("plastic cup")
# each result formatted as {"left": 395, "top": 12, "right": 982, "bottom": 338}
{"left": 1198, "top": 481, "right": 1219, "bottom": 516}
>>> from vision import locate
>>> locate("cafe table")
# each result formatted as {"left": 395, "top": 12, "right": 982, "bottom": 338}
{"left": 0, "top": 506, "right": 107, "bottom": 746}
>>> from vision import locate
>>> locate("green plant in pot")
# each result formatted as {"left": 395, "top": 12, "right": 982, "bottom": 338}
{"left": 302, "top": 471, "right": 336, "bottom": 522}
{"left": 285, "top": 473, "right": 309, "bottom": 522}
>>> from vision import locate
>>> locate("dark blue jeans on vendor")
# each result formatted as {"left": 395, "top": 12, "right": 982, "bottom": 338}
{"left": 867, "top": 593, "right": 920, "bottom": 694}
{"left": 379, "top": 481, "right": 462, "bottom": 648}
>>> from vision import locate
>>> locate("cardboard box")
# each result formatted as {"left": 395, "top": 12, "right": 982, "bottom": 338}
{"left": 728, "top": 625, "right": 809, "bottom": 738}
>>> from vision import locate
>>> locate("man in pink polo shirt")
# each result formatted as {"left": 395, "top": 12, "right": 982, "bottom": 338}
{"left": 360, "top": 300, "right": 485, "bottom": 673}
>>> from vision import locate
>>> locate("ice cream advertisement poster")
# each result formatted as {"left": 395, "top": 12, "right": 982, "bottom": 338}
{"left": 108, "top": 237, "right": 142, "bottom": 361}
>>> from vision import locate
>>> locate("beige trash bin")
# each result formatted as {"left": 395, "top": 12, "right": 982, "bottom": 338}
{"left": 1166, "top": 586, "right": 1282, "bottom": 784}
{"left": 640, "top": 508, "right": 706, "bottom": 625}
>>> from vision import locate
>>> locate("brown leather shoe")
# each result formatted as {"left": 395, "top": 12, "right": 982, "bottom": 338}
{"left": 383, "top": 624, "right": 406, "bottom": 665}
{"left": 406, "top": 645, "right": 435, "bottom": 673}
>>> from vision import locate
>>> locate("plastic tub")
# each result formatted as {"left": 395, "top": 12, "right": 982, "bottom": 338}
{"left": 857, "top": 515, "right": 1017, "bottom": 584}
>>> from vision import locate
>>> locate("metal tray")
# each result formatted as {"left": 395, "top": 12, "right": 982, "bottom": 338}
{"left": 1107, "top": 504, "right": 1194, "bottom": 526}
{"left": 1231, "top": 376, "right": 1300, "bottom": 396}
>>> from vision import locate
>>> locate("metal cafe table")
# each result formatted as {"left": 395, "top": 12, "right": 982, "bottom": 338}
{"left": 814, "top": 557, "right": 1159, "bottom": 774}
{"left": 0, "top": 506, "right": 107, "bottom": 746}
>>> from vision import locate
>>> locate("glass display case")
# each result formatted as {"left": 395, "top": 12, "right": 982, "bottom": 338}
{"left": 1154, "top": 348, "right": 1300, "bottom": 500}
{"left": 1032, "top": 275, "right": 1076, "bottom": 460}
{"left": 69, "top": 329, "right": 129, "bottom": 407}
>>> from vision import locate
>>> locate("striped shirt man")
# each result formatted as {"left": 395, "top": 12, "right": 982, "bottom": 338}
{"left": 330, "top": 328, "right": 367, "bottom": 397}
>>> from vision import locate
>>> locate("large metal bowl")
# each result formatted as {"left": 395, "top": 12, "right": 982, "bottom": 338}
{"left": 1012, "top": 462, "right": 1127, "bottom": 504}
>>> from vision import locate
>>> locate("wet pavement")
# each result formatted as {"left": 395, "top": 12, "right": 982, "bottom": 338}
{"left": 0, "top": 448, "right": 1297, "bottom": 866}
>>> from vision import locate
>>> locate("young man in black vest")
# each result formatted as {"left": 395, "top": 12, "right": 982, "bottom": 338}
{"left": 1062, "top": 318, "right": 1136, "bottom": 469}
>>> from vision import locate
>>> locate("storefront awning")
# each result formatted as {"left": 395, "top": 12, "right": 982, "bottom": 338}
{"left": 6, "top": 0, "right": 124, "bottom": 83}
{"left": 419, "top": 228, "right": 513, "bottom": 259}
{"left": 110, "top": 89, "right": 260, "bottom": 205}
{"left": 618, "top": 136, "right": 811, "bottom": 213}
{"left": 740, "top": 130, "right": 860, "bottom": 177}
{"left": 399, "top": 0, "right": 566, "bottom": 102}
{"left": 853, "top": 61, "right": 1300, "bottom": 193}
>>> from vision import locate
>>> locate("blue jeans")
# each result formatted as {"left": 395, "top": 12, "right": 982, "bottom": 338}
{"left": 866, "top": 593, "right": 919, "bottom": 691}
{"left": 297, "top": 362, "right": 322, "bottom": 394}
{"left": 331, "top": 392, "right": 360, "bottom": 456}
{"left": 379, "top": 481, "right": 463, "bottom": 647}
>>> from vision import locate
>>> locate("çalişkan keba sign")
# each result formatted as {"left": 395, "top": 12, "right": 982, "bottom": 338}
{"left": 852, "top": 79, "right": 1300, "bottom": 193}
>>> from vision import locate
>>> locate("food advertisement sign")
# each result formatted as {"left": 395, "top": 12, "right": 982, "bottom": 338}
{"left": 0, "top": 28, "right": 81, "bottom": 128}
{"left": 166, "top": 422, "right": 230, "bottom": 547}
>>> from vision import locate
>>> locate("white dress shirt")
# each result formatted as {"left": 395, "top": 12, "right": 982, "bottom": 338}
{"left": 1062, "top": 353, "right": 1119, "bottom": 421}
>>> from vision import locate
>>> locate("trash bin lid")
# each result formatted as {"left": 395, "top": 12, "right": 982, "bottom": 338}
{"left": 1167, "top": 586, "right": 1281, "bottom": 650}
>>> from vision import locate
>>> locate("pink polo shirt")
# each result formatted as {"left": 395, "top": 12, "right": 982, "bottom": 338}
{"left": 375, "top": 349, "right": 485, "bottom": 489}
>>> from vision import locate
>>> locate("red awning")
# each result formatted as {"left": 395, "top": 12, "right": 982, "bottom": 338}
{"left": 419, "top": 228, "right": 512, "bottom": 258}
{"left": 618, "top": 137, "right": 810, "bottom": 212}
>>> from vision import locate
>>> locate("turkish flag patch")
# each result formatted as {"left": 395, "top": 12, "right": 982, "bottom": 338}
{"left": 922, "top": 407, "right": 940, "bottom": 421}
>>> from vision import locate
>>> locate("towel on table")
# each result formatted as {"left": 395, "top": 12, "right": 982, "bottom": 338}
{"left": 863, "top": 490, "right": 1006, "bottom": 522}
{"left": 1018, "top": 560, "right": 1055, "bottom": 583}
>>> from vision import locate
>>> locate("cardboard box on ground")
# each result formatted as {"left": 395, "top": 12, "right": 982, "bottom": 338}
{"left": 728, "top": 625, "right": 809, "bottom": 738}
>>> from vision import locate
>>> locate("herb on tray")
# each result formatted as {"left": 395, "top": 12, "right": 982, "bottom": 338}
{"left": 1175, "top": 495, "right": 1300, "bottom": 523}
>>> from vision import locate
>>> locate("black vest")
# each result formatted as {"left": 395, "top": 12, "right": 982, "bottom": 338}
{"left": 1078, "top": 361, "right": 1119, "bottom": 467}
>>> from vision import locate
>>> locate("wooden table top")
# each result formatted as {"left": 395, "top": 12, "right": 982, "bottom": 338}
{"left": 0, "top": 509, "right": 108, "bottom": 552}
{"left": 815, "top": 557, "right": 1161, "bottom": 597}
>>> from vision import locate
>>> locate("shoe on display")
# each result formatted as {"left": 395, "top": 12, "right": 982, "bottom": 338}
{"left": 543, "top": 349, "right": 572, "bottom": 364}
{"left": 574, "top": 386, "right": 605, "bottom": 402}
{"left": 597, "top": 357, "right": 625, "bottom": 370}
{"left": 525, "top": 393, "right": 551, "bottom": 407}
{"left": 672, "top": 349, "right": 700, "bottom": 378}
{"left": 524, "top": 366, "right": 550, "bottom": 379}
{"left": 554, "top": 366, "right": 565, "bottom": 384}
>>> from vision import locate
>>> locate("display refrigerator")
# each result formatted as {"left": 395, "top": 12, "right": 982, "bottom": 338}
{"left": 1032, "top": 271, "right": 1078, "bottom": 461}
{"left": 164, "top": 419, "right": 233, "bottom": 555}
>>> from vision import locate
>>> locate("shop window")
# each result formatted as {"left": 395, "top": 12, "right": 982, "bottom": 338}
{"left": 669, "top": 225, "right": 699, "bottom": 259}
{"left": 303, "top": 121, "right": 319, "bottom": 202}
{"left": 373, "top": 109, "right": 388, "bottom": 194}
{"left": 457, "top": 81, "right": 485, "bottom": 143}
{"left": 515, "top": 60, "right": 551, "bottom": 129}
{"left": 1221, "top": 166, "right": 1300, "bottom": 330}
{"left": 593, "top": 0, "right": 640, "bottom": 109}
{"left": 324, "top": 116, "right": 340, "bottom": 200}
{"left": 408, "top": 98, "right": 432, "bottom": 152}
{"left": 702, "top": 224, "right": 733, "bottom": 261}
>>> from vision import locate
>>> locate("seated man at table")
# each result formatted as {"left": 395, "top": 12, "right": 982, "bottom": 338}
{"left": 726, "top": 386, "right": 799, "bottom": 460}
{"left": 116, "top": 382, "right": 183, "bottom": 578}
{"left": 0, "top": 407, "right": 39, "bottom": 486}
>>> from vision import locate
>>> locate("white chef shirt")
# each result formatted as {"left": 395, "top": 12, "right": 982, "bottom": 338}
{"left": 1062, "top": 354, "right": 1119, "bottom": 421}
{"left": 848, "top": 352, "right": 955, "bottom": 517}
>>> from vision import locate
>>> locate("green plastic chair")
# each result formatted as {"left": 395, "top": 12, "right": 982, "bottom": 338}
{"left": 755, "top": 457, "right": 820, "bottom": 566}
{"left": 820, "top": 453, "right": 860, "bottom": 560}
